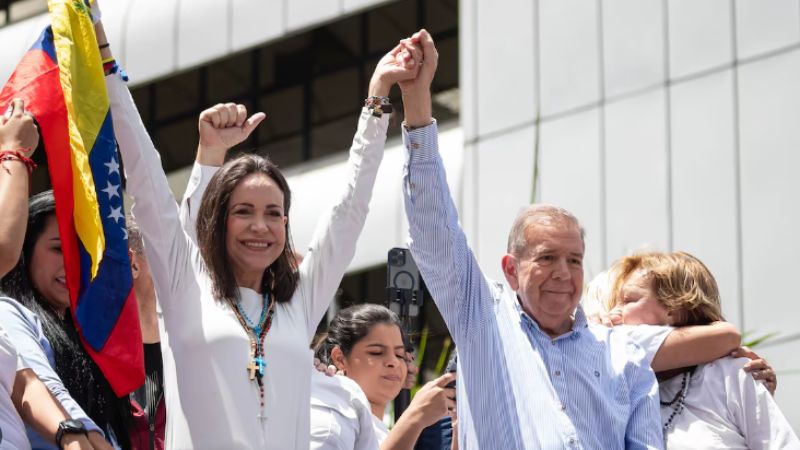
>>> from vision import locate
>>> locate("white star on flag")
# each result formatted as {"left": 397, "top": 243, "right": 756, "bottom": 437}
{"left": 108, "top": 206, "right": 124, "bottom": 224}
{"left": 102, "top": 181, "right": 120, "bottom": 200}
{"left": 121, "top": 227, "right": 128, "bottom": 240}
{"left": 104, "top": 158, "right": 120, "bottom": 176}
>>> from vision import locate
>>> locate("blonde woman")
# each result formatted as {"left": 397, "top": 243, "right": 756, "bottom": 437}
{"left": 606, "top": 252, "right": 799, "bottom": 449}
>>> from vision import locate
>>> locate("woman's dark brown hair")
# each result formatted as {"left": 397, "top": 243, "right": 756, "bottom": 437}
{"left": 196, "top": 154, "right": 299, "bottom": 304}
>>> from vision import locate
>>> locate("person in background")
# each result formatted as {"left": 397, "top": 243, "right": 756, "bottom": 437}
{"left": 604, "top": 251, "right": 799, "bottom": 449}
{"left": 0, "top": 192, "right": 127, "bottom": 450}
{"left": 312, "top": 303, "right": 455, "bottom": 450}
{"left": 126, "top": 221, "right": 164, "bottom": 450}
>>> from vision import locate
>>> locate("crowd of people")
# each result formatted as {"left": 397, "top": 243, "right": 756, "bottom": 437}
{"left": 0, "top": 2, "right": 798, "bottom": 449}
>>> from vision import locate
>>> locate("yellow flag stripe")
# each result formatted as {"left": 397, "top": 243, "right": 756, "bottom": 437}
{"left": 49, "top": 0, "right": 107, "bottom": 277}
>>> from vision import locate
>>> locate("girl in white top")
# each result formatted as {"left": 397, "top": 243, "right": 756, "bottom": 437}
{"left": 605, "top": 251, "right": 799, "bottom": 450}
{"left": 310, "top": 304, "right": 456, "bottom": 450}
{"left": 97, "top": 19, "right": 424, "bottom": 450}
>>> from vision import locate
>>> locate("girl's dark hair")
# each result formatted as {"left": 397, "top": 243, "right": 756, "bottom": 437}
{"left": 314, "top": 304, "right": 405, "bottom": 364}
{"left": 196, "top": 154, "right": 299, "bottom": 305}
{"left": 0, "top": 191, "right": 131, "bottom": 449}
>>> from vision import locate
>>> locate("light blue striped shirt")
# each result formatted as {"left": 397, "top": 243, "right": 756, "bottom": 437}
{"left": 402, "top": 121, "right": 663, "bottom": 450}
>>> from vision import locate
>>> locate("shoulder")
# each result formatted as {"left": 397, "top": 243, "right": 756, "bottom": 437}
{"left": 0, "top": 297, "right": 39, "bottom": 330}
{"left": 311, "top": 371, "right": 368, "bottom": 419}
{"left": 700, "top": 356, "right": 749, "bottom": 383}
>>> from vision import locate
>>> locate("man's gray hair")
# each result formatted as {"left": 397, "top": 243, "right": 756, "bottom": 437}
{"left": 506, "top": 204, "right": 585, "bottom": 256}
{"left": 127, "top": 216, "right": 144, "bottom": 255}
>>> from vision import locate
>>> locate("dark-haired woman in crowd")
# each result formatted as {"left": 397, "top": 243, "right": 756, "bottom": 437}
{"left": 311, "top": 304, "right": 456, "bottom": 450}
{"left": 604, "top": 251, "right": 799, "bottom": 449}
{"left": 94, "top": 12, "right": 427, "bottom": 447}
{"left": 0, "top": 192, "right": 127, "bottom": 450}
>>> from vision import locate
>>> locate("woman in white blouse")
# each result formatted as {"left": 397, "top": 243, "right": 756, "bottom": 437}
{"left": 606, "top": 251, "right": 799, "bottom": 450}
{"left": 96, "top": 17, "right": 424, "bottom": 449}
{"left": 310, "top": 304, "right": 456, "bottom": 450}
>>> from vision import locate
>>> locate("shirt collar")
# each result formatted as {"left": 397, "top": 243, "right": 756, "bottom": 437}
{"left": 515, "top": 299, "right": 589, "bottom": 339}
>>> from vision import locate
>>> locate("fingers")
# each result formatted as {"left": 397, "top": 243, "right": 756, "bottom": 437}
{"left": 242, "top": 112, "right": 266, "bottom": 137}
{"left": 417, "top": 29, "right": 438, "bottom": 63}
{"left": 201, "top": 103, "right": 249, "bottom": 129}
{"left": 10, "top": 98, "right": 24, "bottom": 118}
{"left": 731, "top": 346, "right": 758, "bottom": 360}
{"left": 435, "top": 372, "right": 457, "bottom": 387}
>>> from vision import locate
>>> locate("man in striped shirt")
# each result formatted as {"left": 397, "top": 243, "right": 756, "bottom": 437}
{"left": 399, "top": 31, "right": 663, "bottom": 449}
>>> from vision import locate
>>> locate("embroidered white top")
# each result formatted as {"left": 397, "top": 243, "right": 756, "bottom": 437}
{"left": 309, "top": 371, "right": 379, "bottom": 450}
{"left": 107, "top": 73, "right": 389, "bottom": 449}
{"left": 0, "top": 325, "right": 30, "bottom": 450}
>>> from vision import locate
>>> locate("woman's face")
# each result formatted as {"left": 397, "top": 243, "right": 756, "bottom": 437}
{"left": 338, "top": 323, "right": 408, "bottom": 408}
{"left": 29, "top": 215, "right": 70, "bottom": 312}
{"left": 618, "top": 269, "right": 670, "bottom": 325}
{"left": 225, "top": 173, "right": 287, "bottom": 285}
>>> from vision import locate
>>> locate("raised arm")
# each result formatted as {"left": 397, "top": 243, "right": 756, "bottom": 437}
{"left": 95, "top": 21, "right": 197, "bottom": 309}
{"left": 180, "top": 103, "right": 263, "bottom": 241}
{"left": 0, "top": 100, "right": 38, "bottom": 277}
{"left": 401, "top": 30, "right": 493, "bottom": 343}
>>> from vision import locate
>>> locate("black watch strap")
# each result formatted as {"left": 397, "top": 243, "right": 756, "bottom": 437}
{"left": 55, "top": 419, "right": 87, "bottom": 447}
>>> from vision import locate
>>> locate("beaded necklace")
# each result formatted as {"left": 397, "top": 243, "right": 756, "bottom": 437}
{"left": 230, "top": 292, "right": 275, "bottom": 414}
{"left": 661, "top": 370, "right": 691, "bottom": 445}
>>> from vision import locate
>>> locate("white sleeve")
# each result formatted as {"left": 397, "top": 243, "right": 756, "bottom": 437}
{"left": 179, "top": 162, "right": 220, "bottom": 243}
{"left": 106, "top": 74, "right": 200, "bottom": 312}
{"left": 296, "top": 109, "right": 388, "bottom": 339}
{"left": 615, "top": 325, "right": 673, "bottom": 367}
{"left": 726, "top": 359, "right": 800, "bottom": 450}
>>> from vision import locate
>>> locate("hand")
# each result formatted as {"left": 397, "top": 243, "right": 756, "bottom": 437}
{"left": 368, "top": 39, "right": 422, "bottom": 98}
{"left": 60, "top": 433, "right": 94, "bottom": 450}
{"left": 86, "top": 430, "right": 112, "bottom": 450}
{"left": 1, "top": 99, "right": 39, "bottom": 157}
{"left": 594, "top": 307, "right": 623, "bottom": 327}
{"left": 196, "top": 103, "right": 265, "bottom": 166}
{"left": 405, "top": 372, "right": 456, "bottom": 427}
{"left": 732, "top": 346, "right": 777, "bottom": 395}
{"left": 398, "top": 29, "right": 438, "bottom": 96}
{"left": 404, "top": 351, "right": 419, "bottom": 390}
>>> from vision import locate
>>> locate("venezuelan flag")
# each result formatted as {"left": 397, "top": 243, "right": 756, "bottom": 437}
{"left": 0, "top": 0, "right": 144, "bottom": 396}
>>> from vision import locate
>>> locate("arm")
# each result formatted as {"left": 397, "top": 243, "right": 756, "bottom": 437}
{"left": 12, "top": 368, "right": 95, "bottom": 450}
{"left": 96, "top": 22, "right": 196, "bottom": 309}
{"left": 0, "top": 300, "right": 105, "bottom": 440}
{"left": 400, "top": 31, "right": 492, "bottom": 343}
{"left": 651, "top": 321, "right": 741, "bottom": 372}
{"left": 0, "top": 99, "right": 38, "bottom": 277}
{"left": 381, "top": 373, "right": 455, "bottom": 450}
{"left": 296, "top": 39, "right": 423, "bottom": 338}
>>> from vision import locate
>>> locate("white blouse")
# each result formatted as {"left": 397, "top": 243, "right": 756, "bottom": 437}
{"left": 661, "top": 357, "right": 800, "bottom": 450}
{"left": 107, "top": 73, "right": 389, "bottom": 449}
{"left": 309, "top": 371, "right": 378, "bottom": 450}
{"left": 0, "top": 326, "right": 30, "bottom": 450}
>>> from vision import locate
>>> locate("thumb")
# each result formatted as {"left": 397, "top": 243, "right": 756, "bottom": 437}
{"left": 242, "top": 112, "right": 266, "bottom": 137}
{"left": 434, "top": 372, "right": 456, "bottom": 388}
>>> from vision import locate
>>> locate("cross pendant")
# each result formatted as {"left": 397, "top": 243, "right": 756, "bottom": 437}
{"left": 247, "top": 360, "right": 258, "bottom": 380}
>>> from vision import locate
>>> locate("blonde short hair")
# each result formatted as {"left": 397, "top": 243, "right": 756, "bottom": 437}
{"left": 607, "top": 251, "right": 722, "bottom": 326}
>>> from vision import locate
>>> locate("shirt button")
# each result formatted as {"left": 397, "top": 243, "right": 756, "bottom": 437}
{"left": 569, "top": 437, "right": 576, "bottom": 444}
{"left": 551, "top": 340, "right": 556, "bottom": 345}
{"left": 594, "top": 371, "right": 600, "bottom": 377}
{"left": 554, "top": 370, "right": 561, "bottom": 377}
{"left": 560, "top": 403, "right": 566, "bottom": 412}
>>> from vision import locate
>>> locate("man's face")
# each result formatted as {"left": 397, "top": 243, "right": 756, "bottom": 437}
{"left": 503, "top": 223, "right": 584, "bottom": 331}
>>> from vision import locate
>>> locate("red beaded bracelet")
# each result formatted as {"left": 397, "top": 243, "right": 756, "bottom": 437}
{"left": 0, "top": 149, "right": 37, "bottom": 175}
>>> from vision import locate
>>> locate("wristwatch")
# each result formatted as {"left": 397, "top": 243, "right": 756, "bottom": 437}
{"left": 55, "top": 419, "right": 87, "bottom": 447}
